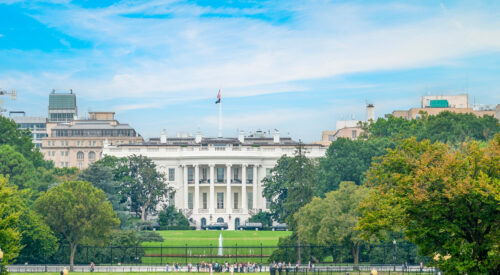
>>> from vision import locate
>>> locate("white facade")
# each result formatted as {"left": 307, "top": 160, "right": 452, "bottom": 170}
{"left": 103, "top": 133, "right": 326, "bottom": 230}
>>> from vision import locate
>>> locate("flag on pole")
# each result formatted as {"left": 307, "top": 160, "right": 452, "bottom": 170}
{"left": 215, "top": 89, "right": 221, "bottom": 104}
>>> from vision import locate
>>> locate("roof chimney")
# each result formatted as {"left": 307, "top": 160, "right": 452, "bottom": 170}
{"left": 238, "top": 130, "right": 245, "bottom": 143}
{"left": 195, "top": 131, "right": 202, "bottom": 143}
{"left": 273, "top": 129, "right": 280, "bottom": 143}
{"left": 366, "top": 104, "right": 375, "bottom": 122}
{"left": 160, "top": 129, "right": 167, "bottom": 144}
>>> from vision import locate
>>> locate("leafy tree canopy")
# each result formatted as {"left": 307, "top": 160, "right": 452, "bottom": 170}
{"left": 249, "top": 212, "right": 273, "bottom": 228}
{"left": 359, "top": 136, "right": 500, "bottom": 274}
{"left": 295, "top": 181, "right": 371, "bottom": 268}
{"left": 0, "top": 175, "right": 22, "bottom": 272}
{"left": 262, "top": 145, "right": 317, "bottom": 228}
{"left": 35, "top": 181, "right": 120, "bottom": 271}
{"left": 158, "top": 205, "right": 189, "bottom": 228}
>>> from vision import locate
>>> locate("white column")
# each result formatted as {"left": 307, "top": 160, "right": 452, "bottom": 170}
{"left": 209, "top": 164, "right": 215, "bottom": 213}
{"left": 226, "top": 164, "right": 232, "bottom": 214}
{"left": 259, "top": 166, "right": 266, "bottom": 210}
{"left": 194, "top": 164, "right": 199, "bottom": 214}
{"left": 242, "top": 164, "right": 247, "bottom": 213}
{"left": 183, "top": 164, "right": 188, "bottom": 210}
{"left": 252, "top": 165, "right": 258, "bottom": 210}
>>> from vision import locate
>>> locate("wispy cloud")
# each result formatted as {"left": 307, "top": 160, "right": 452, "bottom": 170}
{"left": 3, "top": 1, "right": 500, "bottom": 102}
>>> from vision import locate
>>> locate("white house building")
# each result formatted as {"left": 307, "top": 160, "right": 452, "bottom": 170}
{"left": 102, "top": 130, "right": 326, "bottom": 230}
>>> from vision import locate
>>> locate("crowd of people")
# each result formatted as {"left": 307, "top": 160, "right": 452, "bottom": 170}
{"left": 164, "top": 261, "right": 263, "bottom": 273}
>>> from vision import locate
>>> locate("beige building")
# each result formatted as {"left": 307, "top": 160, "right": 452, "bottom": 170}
{"left": 41, "top": 112, "right": 143, "bottom": 169}
{"left": 393, "top": 94, "right": 499, "bottom": 120}
{"left": 314, "top": 104, "right": 374, "bottom": 146}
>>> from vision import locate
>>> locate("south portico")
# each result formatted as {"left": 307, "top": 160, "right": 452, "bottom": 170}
{"left": 179, "top": 162, "right": 263, "bottom": 230}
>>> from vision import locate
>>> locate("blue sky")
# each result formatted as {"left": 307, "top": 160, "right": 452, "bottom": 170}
{"left": 1, "top": 0, "right": 500, "bottom": 142}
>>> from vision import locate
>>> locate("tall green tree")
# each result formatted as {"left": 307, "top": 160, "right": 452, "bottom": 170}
{"left": 35, "top": 181, "right": 119, "bottom": 271}
{"left": 119, "top": 155, "right": 170, "bottom": 220}
{"left": 78, "top": 163, "right": 124, "bottom": 211}
{"left": 295, "top": 182, "right": 370, "bottom": 268}
{"left": 262, "top": 144, "right": 317, "bottom": 227}
{"left": 317, "top": 138, "right": 392, "bottom": 194}
{"left": 0, "top": 116, "right": 45, "bottom": 168}
{"left": 359, "top": 136, "right": 500, "bottom": 274}
{"left": 0, "top": 176, "right": 22, "bottom": 274}
{"left": 0, "top": 145, "right": 38, "bottom": 190}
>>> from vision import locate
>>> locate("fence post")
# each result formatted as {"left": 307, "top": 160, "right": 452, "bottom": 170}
{"left": 185, "top": 244, "right": 188, "bottom": 265}
{"left": 236, "top": 243, "right": 238, "bottom": 263}
{"left": 260, "top": 243, "right": 263, "bottom": 264}
{"left": 161, "top": 245, "right": 163, "bottom": 266}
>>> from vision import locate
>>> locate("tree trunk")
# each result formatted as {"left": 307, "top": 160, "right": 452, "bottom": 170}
{"left": 351, "top": 242, "right": 360, "bottom": 270}
{"left": 70, "top": 243, "right": 78, "bottom": 271}
{"left": 141, "top": 193, "right": 152, "bottom": 221}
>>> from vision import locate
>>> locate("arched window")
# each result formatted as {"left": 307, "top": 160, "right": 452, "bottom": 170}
{"left": 201, "top": 218, "right": 207, "bottom": 228}
{"left": 88, "top": 151, "right": 96, "bottom": 161}
{"left": 217, "top": 217, "right": 224, "bottom": 223}
{"left": 77, "top": 151, "right": 84, "bottom": 160}
{"left": 235, "top": 218, "right": 240, "bottom": 229}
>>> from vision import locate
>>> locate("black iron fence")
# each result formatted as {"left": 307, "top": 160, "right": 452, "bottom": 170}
{"left": 18, "top": 243, "right": 431, "bottom": 267}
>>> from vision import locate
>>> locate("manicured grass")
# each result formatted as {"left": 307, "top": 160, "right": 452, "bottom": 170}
{"left": 142, "top": 230, "right": 292, "bottom": 247}
{"left": 140, "top": 230, "right": 291, "bottom": 264}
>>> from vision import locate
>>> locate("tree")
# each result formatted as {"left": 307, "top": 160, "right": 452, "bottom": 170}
{"left": 0, "top": 145, "right": 38, "bottom": 190}
{"left": 249, "top": 212, "right": 273, "bottom": 228}
{"left": 317, "top": 138, "right": 392, "bottom": 194}
{"left": 158, "top": 205, "right": 190, "bottom": 228}
{"left": 119, "top": 155, "right": 170, "bottom": 220}
{"left": 78, "top": 163, "right": 124, "bottom": 211}
{"left": 359, "top": 136, "right": 500, "bottom": 274}
{"left": 262, "top": 144, "right": 317, "bottom": 227}
{"left": 0, "top": 116, "right": 45, "bottom": 168}
{"left": 0, "top": 176, "right": 22, "bottom": 274}
{"left": 35, "top": 181, "right": 119, "bottom": 271}
{"left": 295, "top": 182, "right": 370, "bottom": 269}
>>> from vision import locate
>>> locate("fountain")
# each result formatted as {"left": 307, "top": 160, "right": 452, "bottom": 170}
{"left": 218, "top": 233, "right": 223, "bottom": 256}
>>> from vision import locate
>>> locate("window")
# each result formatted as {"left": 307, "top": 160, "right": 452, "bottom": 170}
{"left": 77, "top": 151, "right": 84, "bottom": 160}
{"left": 78, "top": 162, "right": 83, "bottom": 169}
{"left": 202, "top": 168, "right": 207, "bottom": 180}
{"left": 247, "top": 168, "right": 253, "bottom": 182}
{"left": 217, "top": 217, "right": 224, "bottom": 223}
{"left": 248, "top": 192, "right": 253, "bottom": 209}
{"left": 352, "top": 130, "right": 357, "bottom": 139}
{"left": 266, "top": 168, "right": 272, "bottom": 177}
{"left": 233, "top": 192, "right": 239, "bottom": 209}
{"left": 188, "top": 193, "right": 193, "bottom": 209}
{"left": 188, "top": 168, "right": 194, "bottom": 182}
{"left": 234, "top": 168, "right": 239, "bottom": 180}
{"left": 217, "top": 167, "right": 224, "bottom": 182}
{"left": 60, "top": 162, "right": 64, "bottom": 167}
{"left": 65, "top": 151, "right": 68, "bottom": 156}
{"left": 168, "top": 168, "right": 175, "bottom": 181}
{"left": 266, "top": 199, "right": 271, "bottom": 209}
{"left": 61, "top": 151, "right": 64, "bottom": 156}
{"left": 235, "top": 218, "right": 240, "bottom": 229}
{"left": 217, "top": 192, "right": 224, "bottom": 209}
{"left": 201, "top": 218, "right": 207, "bottom": 227}
{"left": 60, "top": 141, "right": 65, "bottom": 146}
{"left": 202, "top": 193, "right": 208, "bottom": 209}
{"left": 88, "top": 151, "right": 96, "bottom": 161}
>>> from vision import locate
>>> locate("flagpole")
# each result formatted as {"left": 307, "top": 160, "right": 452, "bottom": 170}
{"left": 218, "top": 101, "right": 222, "bottom": 137}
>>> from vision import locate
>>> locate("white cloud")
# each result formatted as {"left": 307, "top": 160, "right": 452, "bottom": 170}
{"left": 7, "top": 1, "right": 496, "bottom": 102}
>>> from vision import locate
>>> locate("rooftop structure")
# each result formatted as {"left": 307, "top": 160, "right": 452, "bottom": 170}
{"left": 48, "top": 90, "right": 77, "bottom": 122}
{"left": 9, "top": 111, "right": 47, "bottom": 148}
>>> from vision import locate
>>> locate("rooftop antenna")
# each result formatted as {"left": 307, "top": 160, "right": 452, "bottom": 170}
{"left": 0, "top": 89, "right": 17, "bottom": 116}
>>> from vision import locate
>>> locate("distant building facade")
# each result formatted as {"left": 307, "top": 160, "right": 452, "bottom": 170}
{"left": 9, "top": 111, "right": 47, "bottom": 149}
{"left": 314, "top": 104, "right": 374, "bottom": 146}
{"left": 41, "top": 112, "right": 143, "bottom": 169}
{"left": 48, "top": 91, "right": 77, "bottom": 122}
{"left": 392, "top": 94, "right": 499, "bottom": 119}
{"left": 103, "top": 130, "right": 326, "bottom": 230}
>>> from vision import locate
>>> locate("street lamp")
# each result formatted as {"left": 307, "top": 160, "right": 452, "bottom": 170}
{"left": 392, "top": 240, "right": 396, "bottom": 272}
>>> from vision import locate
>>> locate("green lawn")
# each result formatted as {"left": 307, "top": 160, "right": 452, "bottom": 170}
{"left": 141, "top": 230, "right": 291, "bottom": 264}
{"left": 142, "top": 230, "right": 292, "bottom": 247}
